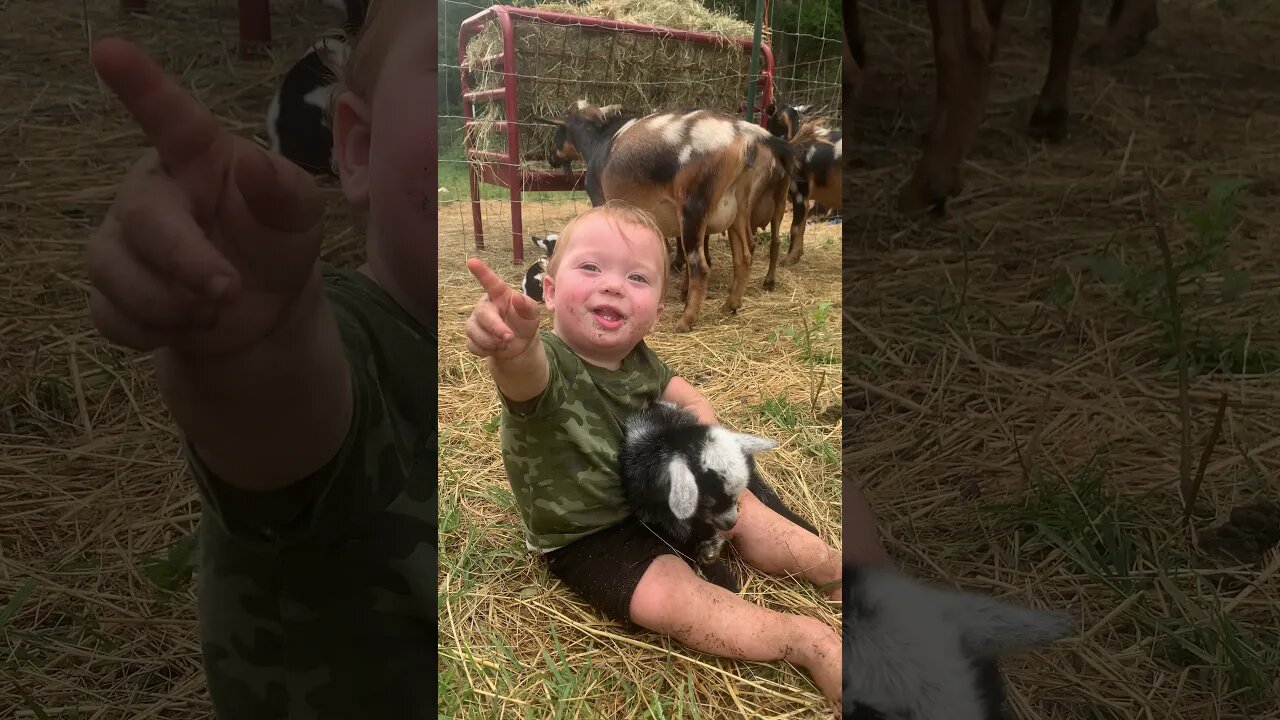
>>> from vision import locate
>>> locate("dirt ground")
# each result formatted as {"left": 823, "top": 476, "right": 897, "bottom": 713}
{"left": 845, "top": 1, "right": 1280, "bottom": 718}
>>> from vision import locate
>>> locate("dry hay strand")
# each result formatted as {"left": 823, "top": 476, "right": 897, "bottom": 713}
{"left": 845, "top": 1, "right": 1280, "bottom": 718}
{"left": 438, "top": 197, "right": 844, "bottom": 718}
{"left": 1, "top": 0, "right": 362, "bottom": 717}
{"left": 461, "top": 0, "right": 778, "bottom": 172}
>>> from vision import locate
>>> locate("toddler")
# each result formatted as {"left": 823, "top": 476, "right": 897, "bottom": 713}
{"left": 465, "top": 200, "right": 844, "bottom": 712}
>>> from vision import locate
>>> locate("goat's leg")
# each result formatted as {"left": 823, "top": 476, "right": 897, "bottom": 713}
{"left": 779, "top": 178, "right": 808, "bottom": 267}
{"left": 722, "top": 217, "right": 752, "bottom": 315}
{"left": 1029, "top": 0, "right": 1084, "bottom": 142}
{"left": 1084, "top": 0, "right": 1159, "bottom": 65}
{"left": 899, "top": 0, "right": 1007, "bottom": 215}
{"left": 700, "top": 558, "right": 741, "bottom": 593}
{"left": 675, "top": 200, "right": 712, "bottom": 332}
{"left": 762, "top": 186, "right": 786, "bottom": 290}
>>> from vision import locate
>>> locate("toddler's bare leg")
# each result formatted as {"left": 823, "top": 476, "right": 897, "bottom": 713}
{"left": 630, "top": 555, "right": 840, "bottom": 712}
{"left": 726, "top": 491, "right": 843, "bottom": 599}
{"left": 842, "top": 479, "right": 892, "bottom": 567}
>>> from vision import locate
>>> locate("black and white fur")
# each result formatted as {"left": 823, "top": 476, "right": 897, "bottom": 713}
{"left": 843, "top": 564, "right": 1074, "bottom": 720}
{"left": 266, "top": 37, "right": 349, "bottom": 177}
{"left": 321, "top": 0, "right": 368, "bottom": 35}
{"left": 521, "top": 233, "right": 558, "bottom": 303}
{"left": 617, "top": 402, "right": 819, "bottom": 593}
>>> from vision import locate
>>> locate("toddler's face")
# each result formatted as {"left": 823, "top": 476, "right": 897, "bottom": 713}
{"left": 544, "top": 214, "right": 665, "bottom": 368}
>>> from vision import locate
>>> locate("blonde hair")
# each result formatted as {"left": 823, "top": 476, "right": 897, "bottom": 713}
{"left": 546, "top": 201, "right": 670, "bottom": 295}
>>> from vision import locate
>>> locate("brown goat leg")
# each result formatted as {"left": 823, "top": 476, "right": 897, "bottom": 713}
{"left": 1084, "top": 0, "right": 1158, "bottom": 65}
{"left": 675, "top": 208, "right": 711, "bottom": 333}
{"left": 1029, "top": 0, "right": 1083, "bottom": 142}
{"left": 780, "top": 178, "right": 808, "bottom": 267}
{"left": 762, "top": 184, "right": 786, "bottom": 290}
{"left": 899, "top": 0, "right": 1005, "bottom": 215}
{"left": 722, "top": 219, "right": 752, "bottom": 315}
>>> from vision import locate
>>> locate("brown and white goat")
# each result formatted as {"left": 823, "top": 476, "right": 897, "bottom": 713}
{"left": 546, "top": 104, "right": 793, "bottom": 332}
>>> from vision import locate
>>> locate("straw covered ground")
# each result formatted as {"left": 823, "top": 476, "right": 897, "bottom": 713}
{"left": 1, "top": 0, "right": 367, "bottom": 717}
{"left": 845, "top": 1, "right": 1280, "bottom": 718}
{"left": 437, "top": 197, "right": 844, "bottom": 718}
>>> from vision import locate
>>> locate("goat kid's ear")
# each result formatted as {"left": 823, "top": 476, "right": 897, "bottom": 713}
{"left": 946, "top": 591, "right": 1074, "bottom": 656}
{"left": 729, "top": 432, "right": 777, "bottom": 454}
{"left": 666, "top": 456, "right": 699, "bottom": 520}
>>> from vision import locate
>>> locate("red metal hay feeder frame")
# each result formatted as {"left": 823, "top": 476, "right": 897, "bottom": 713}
{"left": 458, "top": 6, "right": 775, "bottom": 263}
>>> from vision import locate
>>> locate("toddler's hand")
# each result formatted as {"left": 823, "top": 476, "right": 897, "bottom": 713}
{"left": 464, "top": 258, "right": 540, "bottom": 359}
{"left": 86, "top": 38, "right": 324, "bottom": 357}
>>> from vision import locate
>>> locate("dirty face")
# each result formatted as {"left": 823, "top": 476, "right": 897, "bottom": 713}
{"left": 542, "top": 213, "right": 665, "bottom": 368}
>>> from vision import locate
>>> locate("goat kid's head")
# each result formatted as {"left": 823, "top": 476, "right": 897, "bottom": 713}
{"left": 532, "top": 232, "right": 558, "bottom": 258}
{"left": 541, "top": 100, "right": 624, "bottom": 172}
{"left": 665, "top": 424, "right": 777, "bottom": 532}
{"left": 765, "top": 102, "right": 811, "bottom": 140}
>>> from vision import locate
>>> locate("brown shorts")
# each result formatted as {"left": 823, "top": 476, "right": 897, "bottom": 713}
{"left": 543, "top": 516, "right": 707, "bottom": 626}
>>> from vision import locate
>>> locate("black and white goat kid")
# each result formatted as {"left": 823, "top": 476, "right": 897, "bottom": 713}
{"left": 266, "top": 37, "right": 349, "bottom": 177}
{"left": 520, "top": 233, "right": 558, "bottom": 303}
{"left": 842, "top": 563, "right": 1074, "bottom": 720}
{"left": 617, "top": 402, "right": 819, "bottom": 593}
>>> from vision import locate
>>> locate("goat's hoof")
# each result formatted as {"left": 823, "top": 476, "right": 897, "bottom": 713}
{"left": 896, "top": 170, "right": 957, "bottom": 215}
{"left": 1028, "top": 103, "right": 1069, "bottom": 143}
{"left": 778, "top": 252, "right": 801, "bottom": 267}
{"left": 674, "top": 319, "right": 694, "bottom": 333}
{"left": 701, "top": 561, "right": 740, "bottom": 593}
{"left": 721, "top": 301, "right": 741, "bottom": 315}
{"left": 897, "top": 181, "right": 949, "bottom": 217}
{"left": 762, "top": 277, "right": 776, "bottom": 291}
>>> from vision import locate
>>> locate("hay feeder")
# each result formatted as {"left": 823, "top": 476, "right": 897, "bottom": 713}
{"left": 458, "top": 4, "right": 776, "bottom": 262}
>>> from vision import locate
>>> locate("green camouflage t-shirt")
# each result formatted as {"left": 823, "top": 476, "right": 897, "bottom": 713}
{"left": 184, "top": 266, "right": 436, "bottom": 720}
{"left": 500, "top": 331, "right": 677, "bottom": 552}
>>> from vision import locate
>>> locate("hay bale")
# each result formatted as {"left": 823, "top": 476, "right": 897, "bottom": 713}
{"left": 463, "top": 0, "right": 769, "bottom": 171}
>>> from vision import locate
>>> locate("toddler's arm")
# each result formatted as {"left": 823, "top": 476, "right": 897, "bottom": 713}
{"left": 465, "top": 258, "right": 548, "bottom": 403}
{"left": 661, "top": 376, "right": 717, "bottom": 425}
{"left": 88, "top": 39, "right": 349, "bottom": 493}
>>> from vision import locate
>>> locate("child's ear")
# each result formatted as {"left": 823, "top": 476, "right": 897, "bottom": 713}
{"left": 332, "top": 90, "right": 371, "bottom": 207}
{"left": 542, "top": 274, "right": 557, "bottom": 311}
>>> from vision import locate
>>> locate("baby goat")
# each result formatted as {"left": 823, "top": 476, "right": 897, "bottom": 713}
{"left": 266, "top": 37, "right": 348, "bottom": 177}
{"left": 617, "top": 402, "right": 818, "bottom": 593}
{"left": 521, "top": 233, "right": 558, "bottom": 303}
{"left": 843, "top": 563, "right": 1073, "bottom": 720}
